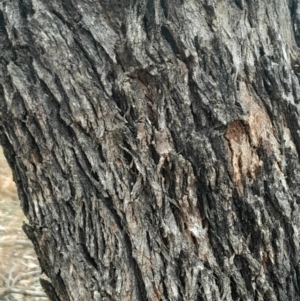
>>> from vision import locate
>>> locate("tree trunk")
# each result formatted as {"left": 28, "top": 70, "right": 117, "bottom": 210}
{"left": 1, "top": 0, "right": 300, "bottom": 300}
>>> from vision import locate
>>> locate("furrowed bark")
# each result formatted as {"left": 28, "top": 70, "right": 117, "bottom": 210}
{"left": 1, "top": 0, "right": 300, "bottom": 300}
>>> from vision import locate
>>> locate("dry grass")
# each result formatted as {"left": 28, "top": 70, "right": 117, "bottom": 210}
{"left": 0, "top": 148, "right": 48, "bottom": 301}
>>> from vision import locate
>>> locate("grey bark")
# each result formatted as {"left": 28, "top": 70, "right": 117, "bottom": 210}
{"left": 1, "top": 0, "right": 300, "bottom": 300}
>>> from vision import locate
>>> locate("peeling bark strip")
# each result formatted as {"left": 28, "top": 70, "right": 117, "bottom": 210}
{"left": 1, "top": 0, "right": 300, "bottom": 300}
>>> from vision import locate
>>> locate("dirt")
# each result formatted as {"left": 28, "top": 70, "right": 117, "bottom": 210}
{"left": 0, "top": 148, "right": 48, "bottom": 301}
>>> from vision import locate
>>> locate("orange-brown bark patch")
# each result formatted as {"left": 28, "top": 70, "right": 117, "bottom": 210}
{"left": 225, "top": 120, "right": 262, "bottom": 193}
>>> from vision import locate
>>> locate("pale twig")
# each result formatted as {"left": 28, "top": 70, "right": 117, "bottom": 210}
{"left": 0, "top": 272, "right": 6, "bottom": 283}
{"left": 0, "top": 288, "right": 47, "bottom": 299}
{"left": 14, "top": 240, "right": 33, "bottom": 247}
{"left": 7, "top": 264, "right": 18, "bottom": 287}
{"left": 12, "top": 270, "right": 41, "bottom": 286}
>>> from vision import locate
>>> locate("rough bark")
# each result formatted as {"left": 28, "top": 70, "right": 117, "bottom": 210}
{"left": 1, "top": 0, "right": 300, "bottom": 300}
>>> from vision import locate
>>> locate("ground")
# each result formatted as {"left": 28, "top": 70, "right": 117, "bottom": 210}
{"left": 0, "top": 148, "right": 48, "bottom": 301}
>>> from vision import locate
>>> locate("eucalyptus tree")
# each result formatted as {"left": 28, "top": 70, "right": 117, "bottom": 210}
{"left": 1, "top": 0, "right": 300, "bottom": 300}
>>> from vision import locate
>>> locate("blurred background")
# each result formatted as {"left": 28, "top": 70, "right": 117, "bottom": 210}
{"left": 0, "top": 147, "right": 48, "bottom": 300}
